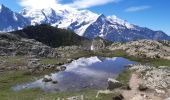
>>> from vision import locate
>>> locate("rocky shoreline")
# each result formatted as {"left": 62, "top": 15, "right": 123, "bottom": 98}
{"left": 95, "top": 64, "right": 170, "bottom": 100}
{"left": 44, "top": 64, "right": 170, "bottom": 100}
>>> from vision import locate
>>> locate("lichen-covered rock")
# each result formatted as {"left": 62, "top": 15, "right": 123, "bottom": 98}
{"left": 143, "top": 68, "right": 170, "bottom": 89}
{"left": 129, "top": 64, "right": 154, "bottom": 72}
{"left": 129, "top": 64, "right": 170, "bottom": 97}
{"left": 55, "top": 45, "right": 84, "bottom": 58}
{"left": 0, "top": 33, "right": 57, "bottom": 57}
{"left": 91, "top": 38, "right": 105, "bottom": 51}
{"left": 155, "top": 89, "right": 165, "bottom": 94}
{"left": 109, "top": 39, "right": 170, "bottom": 59}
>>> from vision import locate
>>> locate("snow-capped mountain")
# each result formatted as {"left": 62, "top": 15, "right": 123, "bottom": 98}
{"left": 0, "top": 4, "right": 170, "bottom": 42}
{"left": 19, "top": 7, "right": 170, "bottom": 41}
{"left": 21, "top": 8, "right": 62, "bottom": 25}
{"left": 0, "top": 4, "right": 29, "bottom": 32}
{"left": 20, "top": 7, "right": 99, "bottom": 36}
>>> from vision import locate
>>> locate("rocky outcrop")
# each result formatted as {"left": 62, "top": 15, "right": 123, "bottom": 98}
{"left": 55, "top": 45, "right": 86, "bottom": 59}
{"left": 109, "top": 40, "right": 170, "bottom": 59}
{"left": 0, "top": 4, "right": 30, "bottom": 32}
{"left": 0, "top": 33, "right": 57, "bottom": 57}
{"left": 91, "top": 37, "right": 105, "bottom": 51}
{"left": 27, "top": 58, "right": 66, "bottom": 73}
{"left": 143, "top": 67, "right": 170, "bottom": 90}
{"left": 129, "top": 64, "right": 170, "bottom": 98}
{"left": 129, "top": 64, "right": 170, "bottom": 90}
{"left": 128, "top": 64, "right": 154, "bottom": 72}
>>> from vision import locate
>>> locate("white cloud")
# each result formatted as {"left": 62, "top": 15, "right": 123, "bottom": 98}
{"left": 66, "top": 0, "right": 120, "bottom": 9}
{"left": 19, "top": 0, "right": 61, "bottom": 9}
{"left": 18, "top": 0, "right": 120, "bottom": 9}
{"left": 125, "top": 5, "right": 151, "bottom": 12}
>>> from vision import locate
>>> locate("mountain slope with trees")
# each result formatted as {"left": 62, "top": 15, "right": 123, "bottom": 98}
{"left": 12, "top": 24, "right": 88, "bottom": 47}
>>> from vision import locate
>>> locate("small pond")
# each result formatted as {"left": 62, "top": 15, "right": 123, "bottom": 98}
{"left": 12, "top": 56, "right": 137, "bottom": 92}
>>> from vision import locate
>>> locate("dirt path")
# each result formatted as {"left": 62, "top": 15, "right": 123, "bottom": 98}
{"left": 164, "top": 56, "right": 170, "bottom": 60}
{"left": 122, "top": 73, "right": 162, "bottom": 100}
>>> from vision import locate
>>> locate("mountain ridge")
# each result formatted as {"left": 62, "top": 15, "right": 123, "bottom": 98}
{"left": 11, "top": 24, "right": 88, "bottom": 48}
{"left": 0, "top": 4, "right": 170, "bottom": 42}
{"left": 0, "top": 4, "right": 30, "bottom": 32}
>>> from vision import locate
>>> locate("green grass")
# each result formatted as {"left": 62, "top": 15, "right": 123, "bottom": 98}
{"left": 126, "top": 57, "right": 170, "bottom": 67}
{"left": 109, "top": 50, "right": 128, "bottom": 57}
{"left": 39, "top": 50, "right": 94, "bottom": 65}
{"left": 0, "top": 89, "right": 116, "bottom": 100}
{"left": 108, "top": 50, "right": 170, "bottom": 67}
{"left": 0, "top": 71, "right": 38, "bottom": 100}
{"left": 0, "top": 54, "right": 121, "bottom": 100}
{"left": 46, "top": 50, "right": 123, "bottom": 64}
{"left": 93, "top": 49, "right": 127, "bottom": 58}
{"left": 116, "top": 69, "right": 132, "bottom": 85}
{"left": 71, "top": 50, "right": 94, "bottom": 59}
{"left": 0, "top": 70, "right": 116, "bottom": 100}
{"left": 0, "top": 71, "right": 36, "bottom": 90}
{"left": 1, "top": 50, "right": 170, "bottom": 100}
{"left": 149, "top": 59, "right": 170, "bottom": 66}
{"left": 0, "top": 56, "right": 27, "bottom": 66}
{"left": 0, "top": 88, "right": 116, "bottom": 100}
{"left": 40, "top": 58, "right": 66, "bottom": 65}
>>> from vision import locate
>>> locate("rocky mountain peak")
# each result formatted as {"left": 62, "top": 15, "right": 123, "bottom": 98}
{"left": 0, "top": 5, "right": 29, "bottom": 32}
{"left": 98, "top": 14, "right": 106, "bottom": 18}
{"left": 0, "top": 4, "right": 12, "bottom": 13}
{"left": 96, "top": 14, "right": 107, "bottom": 22}
{"left": 0, "top": 4, "right": 4, "bottom": 10}
{"left": 0, "top": 4, "right": 6, "bottom": 10}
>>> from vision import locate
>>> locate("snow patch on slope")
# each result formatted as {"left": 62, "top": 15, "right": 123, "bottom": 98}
{"left": 20, "top": 7, "right": 135, "bottom": 37}
{"left": 58, "top": 10, "right": 98, "bottom": 36}
{"left": 107, "top": 15, "right": 135, "bottom": 29}
{"left": 13, "top": 13, "right": 18, "bottom": 21}
{"left": 0, "top": 5, "right": 2, "bottom": 13}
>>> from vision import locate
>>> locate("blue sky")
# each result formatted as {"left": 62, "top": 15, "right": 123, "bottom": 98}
{"left": 1, "top": 0, "right": 170, "bottom": 35}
